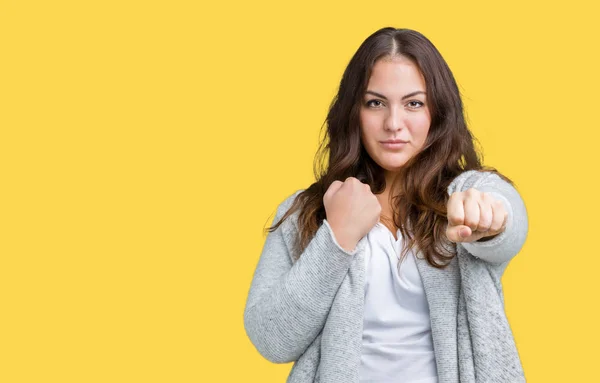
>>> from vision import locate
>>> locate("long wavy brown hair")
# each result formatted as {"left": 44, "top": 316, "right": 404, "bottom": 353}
{"left": 266, "top": 27, "right": 512, "bottom": 268}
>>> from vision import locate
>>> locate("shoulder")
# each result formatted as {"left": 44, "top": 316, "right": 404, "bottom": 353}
{"left": 273, "top": 189, "right": 307, "bottom": 259}
{"left": 280, "top": 189, "right": 305, "bottom": 209}
{"left": 275, "top": 189, "right": 306, "bottom": 219}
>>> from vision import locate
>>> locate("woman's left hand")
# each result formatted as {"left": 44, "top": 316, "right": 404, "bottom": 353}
{"left": 446, "top": 188, "right": 508, "bottom": 243}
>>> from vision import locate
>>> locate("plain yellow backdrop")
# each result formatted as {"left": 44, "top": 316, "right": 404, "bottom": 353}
{"left": 1, "top": 0, "right": 599, "bottom": 381}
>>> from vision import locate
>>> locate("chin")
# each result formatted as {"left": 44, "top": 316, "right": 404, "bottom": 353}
{"left": 379, "top": 158, "right": 409, "bottom": 170}
{"left": 379, "top": 163, "right": 406, "bottom": 172}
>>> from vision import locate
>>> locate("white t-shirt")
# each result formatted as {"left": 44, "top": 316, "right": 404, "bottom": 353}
{"left": 359, "top": 221, "right": 439, "bottom": 383}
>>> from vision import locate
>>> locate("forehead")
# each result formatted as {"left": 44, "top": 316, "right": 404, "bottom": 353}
{"left": 366, "top": 57, "right": 426, "bottom": 92}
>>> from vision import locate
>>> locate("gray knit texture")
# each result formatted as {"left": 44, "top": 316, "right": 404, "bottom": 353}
{"left": 244, "top": 170, "right": 528, "bottom": 382}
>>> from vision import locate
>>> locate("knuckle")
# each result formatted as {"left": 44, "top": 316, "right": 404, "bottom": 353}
{"left": 325, "top": 181, "right": 341, "bottom": 196}
{"left": 478, "top": 214, "right": 490, "bottom": 226}
{"left": 495, "top": 204, "right": 506, "bottom": 215}
{"left": 482, "top": 207, "right": 493, "bottom": 218}
{"left": 450, "top": 191, "right": 463, "bottom": 200}
{"left": 481, "top": 219, "right": 492, "bottom": 231}
{"left": 464, "top": 218, "right": 478, "bottom": 229}
{"left": 448, "top": 214, "right": 462, "bottom": 225}
{"left": 465, "top": 188, "right": 478, "bottom": 197}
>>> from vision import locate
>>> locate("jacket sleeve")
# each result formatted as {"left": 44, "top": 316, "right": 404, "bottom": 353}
{"left": 447, "top": 170, "right": 529, "bottom": 264}
{"left": 243, "top": 191, "right": 366, "bottom": 363}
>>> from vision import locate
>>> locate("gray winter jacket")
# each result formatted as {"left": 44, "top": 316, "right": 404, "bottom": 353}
{"left": 244, "top": 170, "right": 529, "bottom": 382}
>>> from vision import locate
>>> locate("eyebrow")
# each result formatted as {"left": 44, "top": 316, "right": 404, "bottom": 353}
{"left": 365, "top": 90, "right": 426, "bottom": 100}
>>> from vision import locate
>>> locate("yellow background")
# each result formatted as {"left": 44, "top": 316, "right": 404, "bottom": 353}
{"left": 1, "top": 0, "right": 598, "bottom": 381}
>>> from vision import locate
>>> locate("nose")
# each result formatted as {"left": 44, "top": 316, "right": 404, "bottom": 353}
{"left": 384, "top": 105, "right": 405, "bottom": 132}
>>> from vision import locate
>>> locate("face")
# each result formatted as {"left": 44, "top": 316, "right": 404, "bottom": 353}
{"left": 359, "top": 56, "right": 431, "bottom": 182}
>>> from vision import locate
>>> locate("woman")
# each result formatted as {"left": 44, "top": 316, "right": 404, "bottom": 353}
{"left": 244, "top": 27, "right": 528, "bottom": 383}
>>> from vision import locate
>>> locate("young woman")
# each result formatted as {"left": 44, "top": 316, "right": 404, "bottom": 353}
{"left": 244, "top": 27, "right": 528, "bottom": 383}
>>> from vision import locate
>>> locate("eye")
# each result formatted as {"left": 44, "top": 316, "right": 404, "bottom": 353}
{"left": 407, "top": 100, "right": 425, "bottom": 109}
{"left": 366, "top": 99, "right": 384, "bottom": 108}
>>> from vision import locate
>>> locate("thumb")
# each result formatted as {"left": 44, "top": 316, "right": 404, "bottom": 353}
{"left": 446, "top": 225, "right": 472, "bottom": 243}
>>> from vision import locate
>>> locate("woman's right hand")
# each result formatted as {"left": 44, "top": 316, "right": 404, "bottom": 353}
{"left": 323, "top": 177, "right": 381, "bottom": 252}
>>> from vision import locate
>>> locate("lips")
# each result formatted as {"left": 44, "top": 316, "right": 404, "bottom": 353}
{"left": 380, "top": 140, "right": 408, "bottom": 150}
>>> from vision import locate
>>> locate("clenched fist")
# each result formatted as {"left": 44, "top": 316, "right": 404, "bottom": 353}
{"left": 446, "top": 188, "right": 508, "bottom": 243}
{"left": 323, "top": 177, "right": 381, "bottom": 252}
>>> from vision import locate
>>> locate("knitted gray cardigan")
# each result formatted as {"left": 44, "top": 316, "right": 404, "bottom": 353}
{"left": 244, "top": 170, "right": 529, "bottom": 382}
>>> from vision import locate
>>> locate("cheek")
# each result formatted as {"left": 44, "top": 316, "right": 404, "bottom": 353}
{"left": 359, "top": 115, "right": 378, "bottom": 141}
{"left": 410, "top": 114, "right": 431, "bottom": 142}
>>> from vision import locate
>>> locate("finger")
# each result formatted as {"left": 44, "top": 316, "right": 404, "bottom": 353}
{"left": 340, "top": 177, "right": 360, "bottom": 192}
{"left": 477, "top": 193, "right": 493, "bottom": 232}
{"left": 463, "top": 194, "right": 480, "bottom": 231}
{"left": 447, "top": 193, "right": 465, "bottom": 227}
{"left": 489, "top": 199, "right": 507, "bottom": 233}
{"left": 344, "top": 176, "right": 359, "bottom": 185}
{"left": 446, "top": 224, "right": 472, "bottom": 243}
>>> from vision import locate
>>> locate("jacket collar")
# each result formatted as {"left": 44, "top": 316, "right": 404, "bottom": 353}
{"left": 415, "top": 252, "right": 460, "bottom": 382}
{"left": 283, "top": 216, "right": 461, "bottom": 382}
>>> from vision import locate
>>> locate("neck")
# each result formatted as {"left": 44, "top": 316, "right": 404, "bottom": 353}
{"left": 383, "top": 170, "right": 401, "bottom": 198}
{"left": 378, "top": 170, "right": 402, "bottom": 222}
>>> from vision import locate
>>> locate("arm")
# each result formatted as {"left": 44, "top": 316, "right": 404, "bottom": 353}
{"left": 447, "top": 170, "right": 529, "bottom": 264}
{"left": 243, "top": 192, "right": 365, "bottom": 363}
